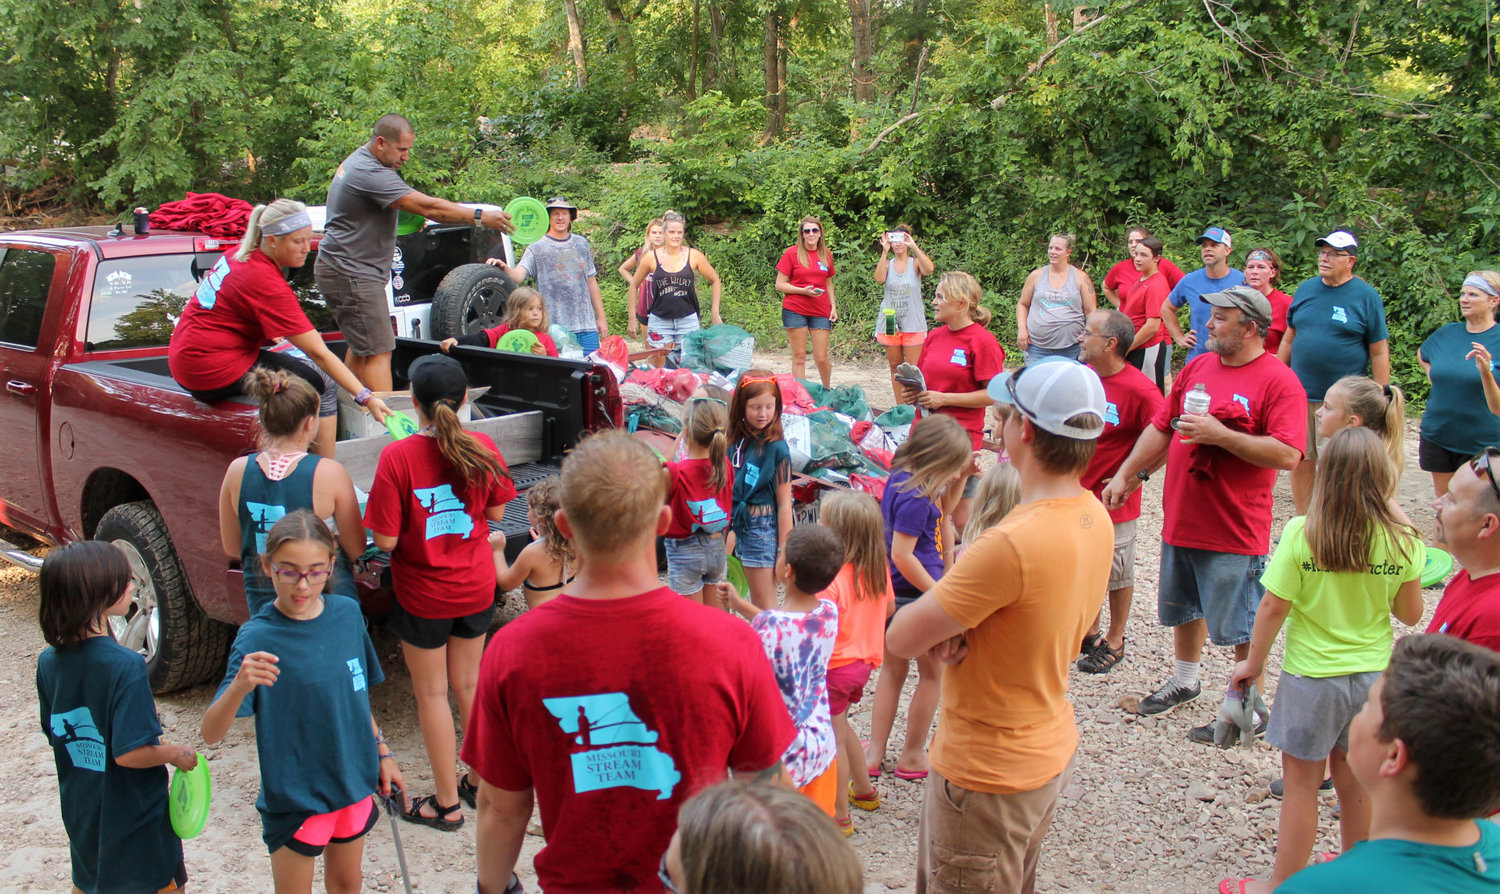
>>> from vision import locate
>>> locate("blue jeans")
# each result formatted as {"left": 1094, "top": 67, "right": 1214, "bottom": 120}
{"left": 1157, "top": 543, "right": 1266, "bottom": 646}
{"left": 574, "top": 329, "right": 601, "bottom": 353}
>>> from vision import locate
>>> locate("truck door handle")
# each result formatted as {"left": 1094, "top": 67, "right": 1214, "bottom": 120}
{"left": 6, "top": 380, "right": 36, "bottom": 396}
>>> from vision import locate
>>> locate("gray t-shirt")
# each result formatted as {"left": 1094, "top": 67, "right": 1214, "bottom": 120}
{"left": 317, "top": 145, "right": 413, "bottom": 282}
{"left": 518, "top": 234, "right": 599, "bottom": 332}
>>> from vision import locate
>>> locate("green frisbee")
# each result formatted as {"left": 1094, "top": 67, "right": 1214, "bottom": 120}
{"left": 495, "top": 329, "right": 541, "bottom": 354}
{"left": 169, "top": 754, "right": 211, "bottom": 839}
{"left": 505, "top": 197, "right": 549, "bottom": 244}
{"left": 396, "top": 209, "right": 427, "bottom": 236}
{"left": 1422, "top": 545, "right": 1455, "bottom": 588}
{"left": 384, "top": 410, "right": 420, "bottom": 441}
{"left": 726, "top": 554, "right": 750, "bottom": 602}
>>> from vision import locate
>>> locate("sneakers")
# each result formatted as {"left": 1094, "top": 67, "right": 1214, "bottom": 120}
{"left": 1136, "top": 680, "right": 1202, "bottom": 716}
{"left": 1188, "top": 715, "right": 1268, "bottom": 745}
{"left": 1270, "top": 776, "right": 1334, "bottom": 799}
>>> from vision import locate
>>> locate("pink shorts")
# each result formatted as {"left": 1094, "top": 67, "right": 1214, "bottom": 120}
{"left": 826, "top": 660, "right": 875, "bottom": 716}
{"left": 286, "top": 795, "right": 378, "bottom": 857}
{"left": 876, "top": 330, "right": 926, "bottom": 347}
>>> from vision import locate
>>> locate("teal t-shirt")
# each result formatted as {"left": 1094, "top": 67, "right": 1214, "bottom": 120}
{"left": 1276, "top": 819, "right": 1500, "bottom": 892}
{"left": 1260, "top": 516, "right": 1421, "bottom": 677}
{"left": 1420, "top": 321, "right": 1500, "bottom": 455}
{"left": 37, "top": 637, "right": 182, "bottom": 894}
{"left": 216, "top": 596, "right": 385, "bottom": 852}
{"left": 1287, "top": 275, "right": 1390, "bottom": 401}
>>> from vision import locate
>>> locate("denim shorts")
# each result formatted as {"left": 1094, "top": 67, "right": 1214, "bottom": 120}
{"left": 734, "top": 511, "right": 779, "bottom": 568}
{"left": 665, "top": 532, "right": 726, "bottom": 595}
{"left": 781, "top": 309, "right": 833, "bottom": 331}
{"left": 573, "top": 329, "right": 601, "bottom": 353}
{"left": 1157, "top": 543, "right": 1266, "bottom": 646}
{"left": 647, "top": 312, "right": 701, "bottom": 349}
{"left": 1024, "top": 343, "right": 1081, "bottom": 364}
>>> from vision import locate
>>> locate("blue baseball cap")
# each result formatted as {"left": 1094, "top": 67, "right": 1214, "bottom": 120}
{"left": 1195, "top": 227, "right": 1233, "bottom": 249}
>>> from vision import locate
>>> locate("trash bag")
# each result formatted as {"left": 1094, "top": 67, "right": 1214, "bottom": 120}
{"left": 550, "top": 324, "right": 585, "bottom": 359}
{"left": 805, "top": 410, "right": 861, "bottom": 472}
{"left": 803, "top": 381, "right": 872, "bottom": 421}
{"left": 681, "top": 324, "right": 755, "bottom": 373}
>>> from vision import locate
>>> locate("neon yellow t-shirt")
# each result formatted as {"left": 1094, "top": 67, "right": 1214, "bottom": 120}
{"left": 1260, "top": 516, "right": 1421, "bottom": 677}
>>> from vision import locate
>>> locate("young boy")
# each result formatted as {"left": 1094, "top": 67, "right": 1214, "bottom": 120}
{"left": 723, "top": 524, "right": 845, "bottom": 816}
{"left": 461, "top": 431, "right": 794, "bottom": 893}
{"left": 1276, "top": 634, "right": 1500, "bottom": 892}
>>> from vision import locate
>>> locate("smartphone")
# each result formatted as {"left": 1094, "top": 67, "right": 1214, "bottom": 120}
{"left": 886, "top": 231, "right": 906, "bottom": 244}
{"left": 811, "top": 287, "right": 826, "bottom": 296}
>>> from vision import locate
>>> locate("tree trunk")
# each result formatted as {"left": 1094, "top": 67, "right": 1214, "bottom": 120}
{"left": 564, "top": 0, "right": 587, "bottom": 87}
{"left": 706, "top": 0, "right": 725, "bottom": 90}
{"left": 688, "top": 0, "right": 700, "bottom": 99}
{"left": 847, "top": 0, "right": 875, "bottom": 102}
{"left": 598, "top": 0, "right": 638, "bottom": 84}
{"left": 1044, "top": 1, "right": 1059, "bottom": 45}
{"left": 763, "top": 11, "right": 785, "bottom": 140}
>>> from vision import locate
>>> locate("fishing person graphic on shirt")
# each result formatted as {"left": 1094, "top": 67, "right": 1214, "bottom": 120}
{"left": 415, "top": 484, "right": 475, "bottom": 539}
{"left": 542, "top": 693, "right": 682, "bottom": 800}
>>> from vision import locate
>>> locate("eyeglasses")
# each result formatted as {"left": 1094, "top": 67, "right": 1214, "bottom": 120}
{"left": 1317, "top": 249, "right": 1352, "bottom": 259}
{"left": 658, "top": 854, "right": 682, "bottom": 893}
{"left": 272, "top": 566, "right": 331, "bottom": 587}
{"left": 802, "top": 227, "right": 821, "bottom": 235}
{"left": 1471, "top": 448, "right": 1500, "bottom": 504}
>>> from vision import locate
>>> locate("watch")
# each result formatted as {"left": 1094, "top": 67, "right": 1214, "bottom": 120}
{"left": 1135, "top": 470, "right": 1151, "bottom": 482}
{"left": 473, "top": 207, "right": 484, "bottom": 225}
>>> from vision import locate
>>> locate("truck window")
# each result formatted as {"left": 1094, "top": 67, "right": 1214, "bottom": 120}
{"left": 0, "top": 248, "right": 57, "bottom": 349}
{"left": 86, "top": 254, "right": 338, "bottom": 351}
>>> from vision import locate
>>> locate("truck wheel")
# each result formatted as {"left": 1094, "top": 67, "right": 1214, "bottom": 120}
{"left": 431, "top": 263, "right": 515, "bottom": 339}
{"left": 96, "top": 501, "right": 232, "bottom": 693}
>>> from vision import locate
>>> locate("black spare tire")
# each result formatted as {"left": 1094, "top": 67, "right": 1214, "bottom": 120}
{"left": 431, "top": 263, "right": 516, "bottom": 340}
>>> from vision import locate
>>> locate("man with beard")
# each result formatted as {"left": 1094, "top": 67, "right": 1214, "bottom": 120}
{"left": 1427, "top": 448, "right": 1500, "bottom": 652}
{"left": 1104, "top": 285, "right": 1306, "bottom": 741}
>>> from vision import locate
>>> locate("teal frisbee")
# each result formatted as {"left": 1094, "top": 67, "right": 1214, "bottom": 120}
{"left": 1422, "top": 545, "right": 1454, "bottom": 588}
{"left": 169, "top": 754, "right": 211, "bottom": 839}
{"left": 384, "top": 410, "right": 420, "bottom": 440}
{"left": 505, "top": 197, "right": 549, "bottom": 244}
{"left": 495, "top": 329, "right": 541, "bottom": 354}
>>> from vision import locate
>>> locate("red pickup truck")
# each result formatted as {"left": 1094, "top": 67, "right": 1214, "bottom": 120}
{"left": 0, "top": 225, "right": 621, "bottom": 692}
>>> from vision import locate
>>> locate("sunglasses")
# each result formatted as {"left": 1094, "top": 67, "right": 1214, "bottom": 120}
{"left": 1472, "top": 448, "right": 1500, "bottom": 504}
{"left": 688, "top": 396, "right": 728, "bottom": 407}
{"left": 802, "top": 227, "right": 821, "bottom": 234}
{"left": 1002, "top": 364, "right": 1039, "bottom": 420}
{"left": 659, "top": 854, "right": 682, "bottom": 893}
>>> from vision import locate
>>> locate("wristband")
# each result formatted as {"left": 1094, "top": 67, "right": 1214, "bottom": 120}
{"left": 354, "top": 387, "right": 373, "bottom": 407}
{"left": 380, "top": 751, "right": 396, "bottom": 761}
{"left": 474, "top": 207, "right": 484, "bottom": 225}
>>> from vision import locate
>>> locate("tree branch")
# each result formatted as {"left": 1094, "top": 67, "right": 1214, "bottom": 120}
{"left": 860, "top": 109, "right": 928, "bottom": 156}
{"left": 990, "top": 10, "right": 1114, "bottom": 109}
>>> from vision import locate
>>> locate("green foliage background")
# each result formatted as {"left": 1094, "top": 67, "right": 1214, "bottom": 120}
{"left": 2, "top": 0, "right": 1497, "bottom": 402}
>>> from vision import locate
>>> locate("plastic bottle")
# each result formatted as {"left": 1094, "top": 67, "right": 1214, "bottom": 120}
{"left": 883, "top": 308, "right": 897, "bottom": 336}
{"left": 1183, "top": 382, "right": 1211, "bottom": 416}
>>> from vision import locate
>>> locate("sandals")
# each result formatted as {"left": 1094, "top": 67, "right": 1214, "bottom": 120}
{"left": 1079, "top": 632, "right": 1102, "bottom": 657}
{"left": 402, "top": 794, "right": 464, "bottom": 831}
{"left": 1077, "top": 640, "right": 1126, "bottom": 674}
{"left": 458, "top": 773, "right": 479, "bottom": 810}
{"left": 849, "top": 782, "right": 880, "bottom": 811}
{"left": 836, "top": 816, "right": 854, "bottom": 837}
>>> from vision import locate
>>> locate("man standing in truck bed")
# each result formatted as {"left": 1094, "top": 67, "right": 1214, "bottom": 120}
{"left": 315, "top": 113, "right": 511, "bottom": 391}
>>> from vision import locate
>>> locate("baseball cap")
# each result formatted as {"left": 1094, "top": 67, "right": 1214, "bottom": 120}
{"left": 409, "top": 354, "right": 470, "bottom": 408}
{"left": 985, "top": 360, "right": 1106, "bottom": 440}
{"left": 1315, "top": 230, "right": 1358, "bottom": 255}
{"left": 1202, "top": 284, "right": 1272, "bottom": 326}
{"left": 1195, "top": 226, "right": 1232, "bottom": 249}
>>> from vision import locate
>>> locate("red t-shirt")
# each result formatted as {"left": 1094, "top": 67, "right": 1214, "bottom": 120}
{"left": 664, "top": 457, "right": 734, "bottom": 538}
{"left": 1264, "top": 288, "right": 1292, "bottom": 354}
{"left": 916, "top": 323, "right": 1006, "bottom": 450}
{"left": 1103, "top": 257, "right": 1185, "bottom": 296}
{"left": 1151, "top": 351, "right": 1306, "bottom": 555}
{"left": 461, "top": 588, "right": 795, "bottom": 893}
{"left": 1117, "top": 272, "right": 1171, "bottom": 349}
{"left": 481, "top": 323, "right": 559, "bottom": 357}
{"left": 1082, "top": 364, "right": 1165, "bottom": 523}
{"left": 168, "top": 250, "right": 315, "bottom": 390}
{"left": 776, "top": 245, "right": 835, "bottom": 317}
{"left": 1427, "top": 569, "right": 1500, "bottom": 652}
{"left": 363, "top": 433, "right": 516, "bottom": 618}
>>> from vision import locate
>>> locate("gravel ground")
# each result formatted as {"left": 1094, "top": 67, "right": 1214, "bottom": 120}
{"left": 0, "top": 349, "right": 1446, "bottom": 892}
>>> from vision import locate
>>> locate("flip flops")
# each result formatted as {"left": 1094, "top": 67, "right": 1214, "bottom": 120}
{"left": 1218, "top": 880, "right": 1253, "bottom": 894}
{"left": 861, "top": 739, "right": 881, "bottom": 780}
{"left": 894, "top": 767, "right": 929, "bottom": 781}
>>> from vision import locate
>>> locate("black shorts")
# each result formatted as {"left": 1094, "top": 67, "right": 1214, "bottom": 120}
{"left": 183, "top": 349, "right": 338, "bottom": 418}
{"left": 1419, "top": 436, "right": 1471, "bottom": 475}
{"left": 387, "top": 601, "right": 495, "bottom": 650}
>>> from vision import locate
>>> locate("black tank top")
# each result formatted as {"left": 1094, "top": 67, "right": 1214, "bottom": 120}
{"left": 650, "top": 249, "right": 699, "bottom": 320}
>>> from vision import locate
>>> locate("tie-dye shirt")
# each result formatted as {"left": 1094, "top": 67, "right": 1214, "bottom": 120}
{"left": 749, "top": 599, "right": 839, "bottom": 786}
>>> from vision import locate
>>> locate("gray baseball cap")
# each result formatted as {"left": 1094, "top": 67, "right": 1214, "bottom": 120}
{"left": 1202, "top": 285, "right": 1273, "bottom": 327}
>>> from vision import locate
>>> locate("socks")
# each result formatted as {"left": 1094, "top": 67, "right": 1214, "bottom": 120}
{"left": 1173, "top": 659, "right": 1200, "bottom": 690}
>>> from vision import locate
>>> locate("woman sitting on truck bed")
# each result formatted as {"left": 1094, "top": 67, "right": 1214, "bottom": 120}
{"left": 168, "top": 199, "right": 391, "bottom": 456}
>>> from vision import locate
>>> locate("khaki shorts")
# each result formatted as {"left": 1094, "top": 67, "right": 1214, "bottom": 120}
{"left": 1304, "top": 401, "right": 1330, "bottom": 462}
{"left": 1109, "top": 518, "right": 1137, "bottom": 591}
{"left": 315, "top": 258, "right": 395, "bottom": 356}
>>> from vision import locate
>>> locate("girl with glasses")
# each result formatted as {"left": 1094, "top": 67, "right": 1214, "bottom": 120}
{"left": 776, "top": 216, "right": 838, "bottom": 387}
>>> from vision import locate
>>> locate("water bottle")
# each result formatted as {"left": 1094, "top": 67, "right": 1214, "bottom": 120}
{"left": 883, "top": 308, "right": 897, "bottom": 336}
{"left": 1180, "top": 382, "right": 1211, "bottom": 441}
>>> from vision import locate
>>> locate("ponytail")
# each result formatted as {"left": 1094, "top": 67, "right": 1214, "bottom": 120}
{"left": 1379, "top": 383, "right": 1407, "bottom": 477}
{"left": 429, "top": 400, "right": 510, "bottom": 499}
{"left": 683, "top": 398, "right": 730, "bottom": 491}
{"left": 235, "top": 198, "right": 310, "bottom": 262}
{"left": 1329, "top": 376, "right": 1406, "bottom": 486}
{"left": 245, "top": 367, "right": 318, "bottom": 440}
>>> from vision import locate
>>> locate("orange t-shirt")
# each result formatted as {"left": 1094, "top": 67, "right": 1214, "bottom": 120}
{"left": 825, "top": 564, "right": 895, "bottom": 670}
{"left": 930, "top": 492, "right": 1112, "bottom": 794}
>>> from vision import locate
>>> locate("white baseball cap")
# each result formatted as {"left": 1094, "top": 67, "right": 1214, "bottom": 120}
{"left": 986, "top": 359, "right": 1106, "bottom": 440}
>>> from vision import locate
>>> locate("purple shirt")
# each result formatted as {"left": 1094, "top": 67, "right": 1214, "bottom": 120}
{"left": 882, "top": 468, "right": 945, "bottom": 595}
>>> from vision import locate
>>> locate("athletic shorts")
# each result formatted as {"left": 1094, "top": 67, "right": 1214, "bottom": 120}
{"left": 285, "top": 795, "right": 379, "bottom": 857}
{"left": 782, "top": 309, "right": 832, "bottom": 331}
{"left": 387, "top": 601, "right": 495, "bottom": 650}
{"left": 315, "top": 260, "right": 394, "bottom": 357}
{"left": 1157, "top": 543, "right": 1266, "bottom": 646}
{"left": 183, "top": 350, "right": 337, "bottom": 418}
{"left": 1418, "top": 436, "right": 1471, "bottom": 474}
{"left": 1266, "top": 670, "right": 1381, "bottom": 762}
{"left": 827, "top": 659, "right": 875, "bottom": 716}
{"left": 876, "top": 330, "right": 926, "bottom": 347}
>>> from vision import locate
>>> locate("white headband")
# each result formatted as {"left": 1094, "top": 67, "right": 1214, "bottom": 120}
{"left": 262, "top": 210, "right": 311, "bottom": 237}
{"left": 1464, "top": 274, "right": 1499, "bottom": 298}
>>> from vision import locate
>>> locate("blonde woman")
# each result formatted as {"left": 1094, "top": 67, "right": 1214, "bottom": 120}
{"left": 1017, "top": 232, "right": 1097, "bottom": 363}
{"left": 776, "top": 216, "right": 838, "bottom": 387}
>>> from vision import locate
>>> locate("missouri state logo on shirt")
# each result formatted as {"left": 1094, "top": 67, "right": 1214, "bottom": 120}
{"left": 347, "top": 658, "right": 367, "bottom": 691}
{"left": 414, "top": 484, "right": 474, "bottom": 540}
{"left": 543, "top": 692, "right": 682, "bottom": 800}
{"left": 687, "top": 498, "right": 729, "bottom": 534}
{"left": 49, "top": 707, "right": 106, "bottom": 772}
{"left": 194, "top": 255, "right": 231, "bottom": 309}
{"left": 1104, "top": 401, "right": 1120, "bottom": 426}
{"left": 1332, "top": 305, "right": 1348, "bottom": 324}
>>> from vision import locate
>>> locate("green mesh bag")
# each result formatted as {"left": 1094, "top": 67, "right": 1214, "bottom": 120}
{"left": 680, "top": 324, "right": 755, "bottom": 372}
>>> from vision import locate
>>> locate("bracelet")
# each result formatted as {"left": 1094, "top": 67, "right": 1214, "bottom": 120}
{"left": 354, "top": 387, "right": 373, "bottom": 407}
{"left": 379, "top": 751, "right": 396, "bottom": 761}
{"left": 375, "top": 734, "right": 387, "bottom": 747}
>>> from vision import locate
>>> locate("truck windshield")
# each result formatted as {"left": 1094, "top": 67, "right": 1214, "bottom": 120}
{"left": 85, "top": 252, "right": 336, "bottom": 351}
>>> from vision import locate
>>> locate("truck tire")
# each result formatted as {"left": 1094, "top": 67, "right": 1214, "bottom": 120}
{"left": 96, "top": 501, "right": 232, "bottom": 693}
{"left": 431, "top": 263, "right": 515, "bottom": 339}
